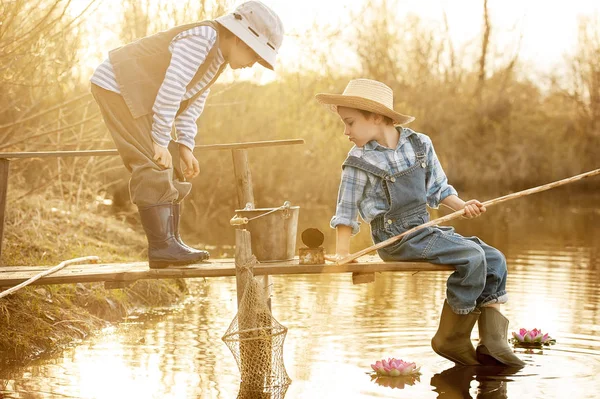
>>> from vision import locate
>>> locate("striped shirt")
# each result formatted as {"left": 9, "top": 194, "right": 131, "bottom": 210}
{"left": 331, "top": 128, "right": 458, "bottom": 234}
{"left": 90, "top": 25, "right": 225, "bottom": 150}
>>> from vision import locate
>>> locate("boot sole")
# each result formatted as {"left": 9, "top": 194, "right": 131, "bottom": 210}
{"left": 432, "top": 339, "right": 479, "bottom": 366}
{"left": 149, "top": 254, "right": 210, "bottom": 269}
{"left": 476, "top": 345, "right": 504, "bottom": 365}
{"left": 476, "top": 344, "right": 526, "bottom": 367}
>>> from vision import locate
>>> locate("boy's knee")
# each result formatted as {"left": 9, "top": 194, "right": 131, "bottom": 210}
{"left": 487, "top": 248, "right": 507, "bottom": 270}
{"left": 466, "top": 247, "right": 486, "bottom": 267}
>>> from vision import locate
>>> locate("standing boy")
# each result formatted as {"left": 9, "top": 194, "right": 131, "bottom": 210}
{"left": 91, "top": 1, "right": 284, "bottom": 269}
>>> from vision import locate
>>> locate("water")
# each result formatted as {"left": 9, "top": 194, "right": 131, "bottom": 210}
{"left": 1, "top": 188, "right": 599, "bottom": 398}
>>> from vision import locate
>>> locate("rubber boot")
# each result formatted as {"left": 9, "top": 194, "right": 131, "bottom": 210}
{"left": 172, "top": 202, "right": 210, "bottom": 260}
{"left": 138, "top": 203, "right": 208, "bottom": 269}
{"left": 476, "top": 306, "right": 525, "bottom": 367}
{"left": 431, "top": 300, "right": 481, "bottom": 366}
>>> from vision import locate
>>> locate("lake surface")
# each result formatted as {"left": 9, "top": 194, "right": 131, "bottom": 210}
{"left": 1, "top": 188, "right": 599, "bottom": 398}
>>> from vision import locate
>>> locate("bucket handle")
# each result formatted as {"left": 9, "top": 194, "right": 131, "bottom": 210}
{"left": 230, "top": 201, "right": 292, "bottom": 226}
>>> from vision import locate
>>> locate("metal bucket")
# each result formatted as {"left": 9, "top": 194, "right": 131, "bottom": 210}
{"left": 235, "top": 204, "right": 300, "bottom": 262}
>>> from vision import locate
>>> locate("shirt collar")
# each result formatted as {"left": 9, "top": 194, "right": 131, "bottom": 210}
{"left": 361, "top": 127, "right": 412, "bottom": 153}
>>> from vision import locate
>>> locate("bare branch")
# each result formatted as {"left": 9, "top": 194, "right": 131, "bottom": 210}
{"left": 0, "top": 93, "right": 92, "bottom": 130}
{"left": 475, "top": 0, "right": 491, "bottom": 99}
{"left": 0, "top": 113, "right": 100, "bottom": 151}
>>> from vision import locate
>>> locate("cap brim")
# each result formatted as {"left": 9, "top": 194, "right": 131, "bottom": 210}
{"left": 315, "top": 93, "right": 415, "bottom": 125}
{"left": 216, "top": 16, "right": 277, "bottom": 70}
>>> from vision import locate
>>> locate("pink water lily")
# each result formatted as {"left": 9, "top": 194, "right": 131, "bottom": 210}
{"left": 511, "top": 328, "right": 555, "bottom": 347}
{"left": 371, "top": 358, "right": 421, "bottom": 377}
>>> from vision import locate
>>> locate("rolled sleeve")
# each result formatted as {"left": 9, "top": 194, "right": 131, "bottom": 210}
{"left": 330, "top": 165, "right": 367, "bottom": 235}
{"left": 425, "top": 139, "right": 458, "bottom": 208}
{"left": 330, "top": 215, "right": 361, "bottom": 235}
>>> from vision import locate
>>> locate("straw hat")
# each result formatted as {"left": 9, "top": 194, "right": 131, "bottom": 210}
{"left": 216, "top": 1, "right": 284, "bottom": 70}
{"left": 315, "top": 79, "right": 415, "bottom": 125}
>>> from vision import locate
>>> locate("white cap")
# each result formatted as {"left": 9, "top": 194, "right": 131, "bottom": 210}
{"left": 216, "top": 1, "right": 284, "bottom": 70}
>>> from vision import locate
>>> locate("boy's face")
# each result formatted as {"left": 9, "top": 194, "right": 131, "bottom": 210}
{"left": 337, "top": 107, "right": 380, "bottom": 148}
{"left": 229, "top": 38, "right": 261, "bottom": 69}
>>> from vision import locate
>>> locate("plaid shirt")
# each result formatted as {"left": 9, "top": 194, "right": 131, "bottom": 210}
{"left": 331, "top": 128, "right": 458, "bottom": 234}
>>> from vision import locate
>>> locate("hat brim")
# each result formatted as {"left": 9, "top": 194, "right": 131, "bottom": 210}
{"left": 315, "top": 93, "right": 415, "bottom": 125}
{"left": 215, "top": 16, "right": 277, "bottom": 70}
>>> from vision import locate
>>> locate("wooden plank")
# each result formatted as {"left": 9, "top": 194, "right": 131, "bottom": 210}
{"left": 0, "top": 139, "right": 305, "bottom": 159}
{"left": 0, "top": 262, "right": 142, "bottom": 273}
{"left": 0, "top": 256, "right": 99, "bottom": 298}
{"left": 0, "top": 159, "right": 8, "bottom": 262}
{"left": 0, "top": 257, "right": 453, "bottom": 288}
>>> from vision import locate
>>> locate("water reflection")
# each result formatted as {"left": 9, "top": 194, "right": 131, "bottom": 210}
{"left": 237, "top": 382, "right": 290, "bottom": 399}
{"left": 370, "top": 374, "right": 421, "bottom": 390}
{"left": 430, "top": 365, "right": 519, "bottom": 399}
{"left": 0, "top": 190, "right": 599, "bottom": 398}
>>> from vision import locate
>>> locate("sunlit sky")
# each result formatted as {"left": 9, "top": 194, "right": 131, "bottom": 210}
{"left": 72, "top": 0, "right": 600, "bottom": 84}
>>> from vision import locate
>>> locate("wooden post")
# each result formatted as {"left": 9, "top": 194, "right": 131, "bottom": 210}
{"left": 0, "top": 159, "right": 9, "bottom": 263}
{"left": 235, "top": 229, "right": 254, "bottom": 306}
{"left": 232, "top": 151, "right": 273, "bottom": 393}
{"left": 235, "top": 229, "right": 273, "bottom": 391}
{"left": 232, "top": 149, "right": 255, "bottom": 209}
{"left": 231, "top": 149, "right": 271, "bottom": 309}
{"left": 235, "top": 229, "right": 254, "bottom": 383}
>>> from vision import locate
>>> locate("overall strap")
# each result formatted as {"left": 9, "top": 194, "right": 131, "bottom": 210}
{"left": 342, "top": 155, "right": 389, "bottom": 179}
{"left": 343, "top": 155, "right": 393, "bottom": 206}
{"left": 407, "top": 133, "right": 428, "bottom": 166}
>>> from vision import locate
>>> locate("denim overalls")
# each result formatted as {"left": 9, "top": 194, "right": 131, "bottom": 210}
{"left": 342, "top": 134, "right": 508, "bottom": 314}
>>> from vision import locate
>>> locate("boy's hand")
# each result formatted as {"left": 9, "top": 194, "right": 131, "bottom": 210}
{"left": 324, "top": 254, "right": 358, "bottom": 263}
{"left": 463, "top": 199, "right": 486, "bottom": 219}
{"left": 179, "top": 145, "right": 200, "bottom": 179}
{"left": 153, "top": 142, "right": 172, "bottom": 169}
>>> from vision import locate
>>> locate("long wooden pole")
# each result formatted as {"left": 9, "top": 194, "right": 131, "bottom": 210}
{"left": 0, "top": 139, "right": 305, "bottom": 159}
{"left": 0, "top": 256, "right": 99, "bottom": 298}
{"left": 0, "top": 159, "right": 9, "bottom": 263}
{"left": 338, "top": 168, "right": 600, "bottom": 265}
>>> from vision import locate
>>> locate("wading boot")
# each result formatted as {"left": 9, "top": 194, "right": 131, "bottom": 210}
{"left": 476, "top": 306, "right": 526, "bottom": 367}
{"left": 431, "top": 300, "right": 480, "bottom": 366}
{"left": 138, "top": 203, "right": 208, "bottom": 269}
{"left": 172, "top": 202, "right": 210, "bottom": 260}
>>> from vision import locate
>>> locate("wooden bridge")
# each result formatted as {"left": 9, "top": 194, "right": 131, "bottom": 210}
{"left": 0, "top": 256, "right": 453, "bottom": 289}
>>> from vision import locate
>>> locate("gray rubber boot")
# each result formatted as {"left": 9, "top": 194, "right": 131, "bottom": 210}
{"left": 172, "top": 202, "right": 210, "bottom": 260}
{"left": 476, "top": 306, "right": 526, "bottom": 367}
{"left": 138, "top": 203, "right": 208, "bottom": 269}
{"left": 431, "top": 300, "right": 481, "bottom": 366}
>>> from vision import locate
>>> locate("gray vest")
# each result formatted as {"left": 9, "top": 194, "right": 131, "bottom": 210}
{"left": 109, "top": 20, "right": 226, "bottom": 119}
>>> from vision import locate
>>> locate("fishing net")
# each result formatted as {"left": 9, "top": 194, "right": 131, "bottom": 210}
{"left": 222, "top": 256, "right": 291, "bottom": 398}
